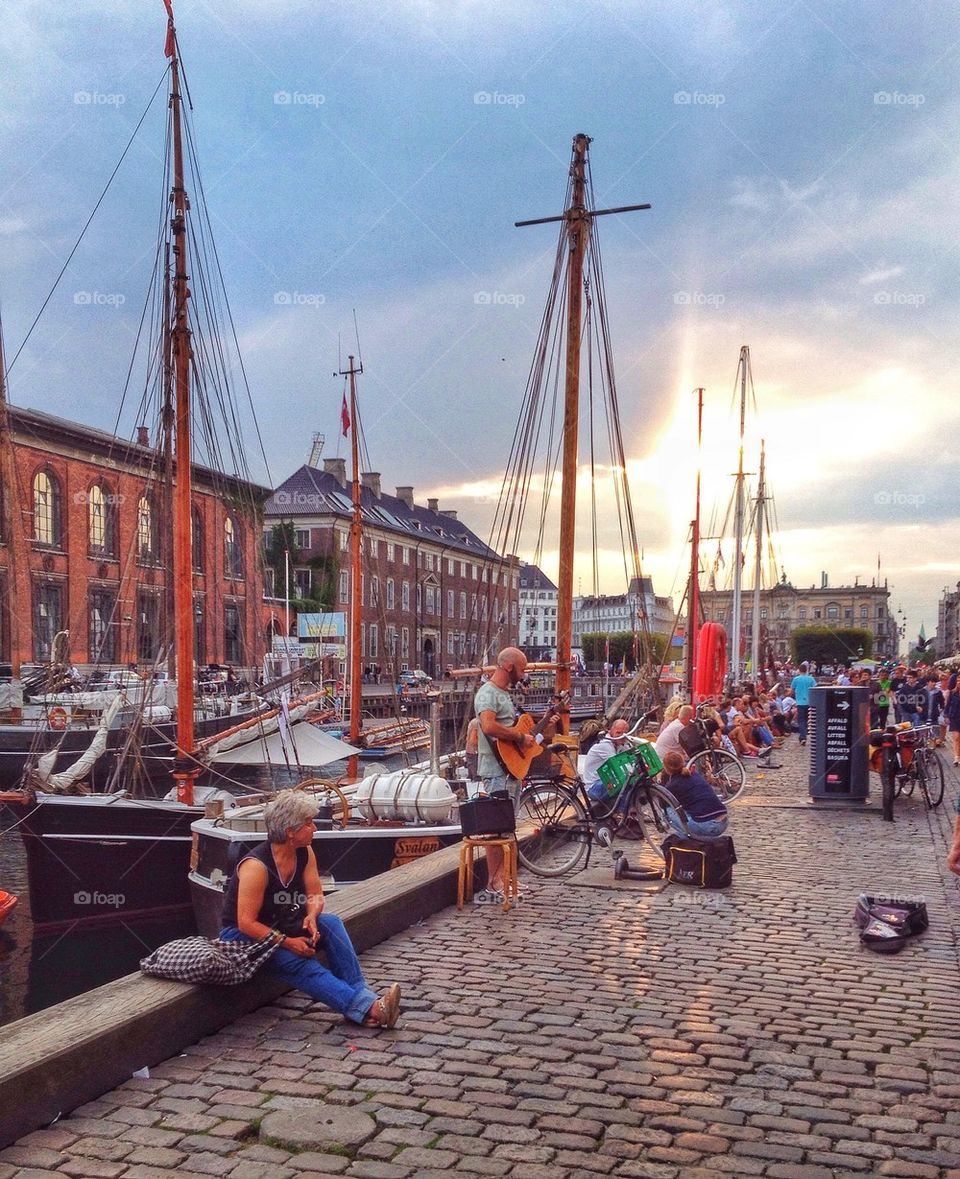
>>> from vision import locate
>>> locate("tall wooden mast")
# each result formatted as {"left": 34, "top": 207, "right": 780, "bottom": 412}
{"left": 750, "top": 440, "right": 766, "bottom": 684}
{"left": 161, "top": 243, "right": 176, "bottom": 680}
{"left": 554, "top": 134, "right": 590, "bottom": 714}
{"left": 687, "top": 387, "right": 704, "bottom": 700}
{"left": 729, "top": 345, "right": 749, "bottom": 688}
{"left": 0, "top": 317, "right": 26, "bottom": 678}
{"left": 341, "top": 356, "right": 363, "bottom": 780}
{"left": 516, "top": 135, "right": 650, "bottom": 731}
{"left": 167, "top": 18, "right": 199, "bottom": 805}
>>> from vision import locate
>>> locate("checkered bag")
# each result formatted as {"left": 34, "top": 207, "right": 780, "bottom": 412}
{"left": 140, "top": 934, "right": 280, "bottom": 985}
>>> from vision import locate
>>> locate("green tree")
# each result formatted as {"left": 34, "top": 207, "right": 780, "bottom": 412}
{"left": 790, "top": 626, "right": 873, "bottom": 668}
{"left": 263, "top": 522, "right": 338, "bottom": 611}
{"left": 581, "top": 630, "right": 669, "bottom": 670}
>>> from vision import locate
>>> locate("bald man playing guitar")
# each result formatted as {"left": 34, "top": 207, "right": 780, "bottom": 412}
{"left": 473, "top": 647, "right": 556, "bottom": 899}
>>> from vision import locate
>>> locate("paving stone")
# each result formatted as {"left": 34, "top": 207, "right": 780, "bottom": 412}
{"left": 6, "top": 745, "right": 960, "bottom": 1179}
{"left": 259, "top": 1103, "right": 376, "bottom": 1151}
{"left": 295, "top": 1153, "right": 352, "bottom": 1174}
{"left": 58, "top": 1161, "right": 128, "bottom": 1178}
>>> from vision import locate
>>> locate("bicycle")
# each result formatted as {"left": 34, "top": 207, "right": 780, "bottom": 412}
{"left": 874, "top": 724, "right": 945, "bottom": 821}
{"left": 515, "top": 734, "right": 689, "bottom": 878}
{"left": 681, "top": 706, "right": 747, "bottom": 803}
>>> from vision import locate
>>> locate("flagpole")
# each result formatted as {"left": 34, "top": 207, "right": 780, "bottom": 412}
{"left": 284, "top": 547, "right": 291, "bottom": 662}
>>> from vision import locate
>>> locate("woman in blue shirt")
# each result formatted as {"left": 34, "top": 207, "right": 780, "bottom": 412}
{"left": 661, "top": 750, "right": 729, "bottom": 838}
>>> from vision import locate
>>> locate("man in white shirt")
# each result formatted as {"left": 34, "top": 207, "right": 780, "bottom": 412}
{"left": 655, "top": 704, "right": 694, "bottom": 761}
{"left": 583, "top": 719, "right": 630, "bottom": 801}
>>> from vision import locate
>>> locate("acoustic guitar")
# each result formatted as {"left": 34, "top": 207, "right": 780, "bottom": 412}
{"left": 493, "top": 695, "right": 567, "bottom": 780}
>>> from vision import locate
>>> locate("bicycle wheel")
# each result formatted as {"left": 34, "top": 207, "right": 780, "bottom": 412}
{"left": 687, "top": 749, "right": 747, "bottom": 803}
{"left": 916, "top": 750, "right": 945, "bottom": 809}
{"left": 515, "top": 782, "right": 591, "bottom": 877}
{"left": 626, "top": 781, "right": 680, "bottom": 862}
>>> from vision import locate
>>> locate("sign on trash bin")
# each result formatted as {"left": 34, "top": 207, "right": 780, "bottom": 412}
{"left": 808, "top": 685, "right": 870, "bottom": 801}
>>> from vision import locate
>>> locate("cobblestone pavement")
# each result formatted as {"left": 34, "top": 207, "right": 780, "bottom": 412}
{"left": 4, "top": 743, "right": 960, "bottom": 1179}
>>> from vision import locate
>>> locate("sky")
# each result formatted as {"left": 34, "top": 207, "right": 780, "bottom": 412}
{"left": 2, "top": 0, "right": 957, "bottom": 653}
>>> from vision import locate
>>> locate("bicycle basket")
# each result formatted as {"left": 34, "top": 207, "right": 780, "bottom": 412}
{"left": 596, "top": 750, "right": 637, "bottom": 797}
{"left": 633, "top": 740, "right": 663, "bottom": 775}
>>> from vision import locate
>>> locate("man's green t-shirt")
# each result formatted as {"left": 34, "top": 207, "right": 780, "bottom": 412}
{"left": 473, "top": 680, "right": 516, "bottom": 779}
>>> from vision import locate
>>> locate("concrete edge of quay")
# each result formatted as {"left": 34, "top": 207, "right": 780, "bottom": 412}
{"left": 0, "top": 837, "right": 477, "bottom": 1148}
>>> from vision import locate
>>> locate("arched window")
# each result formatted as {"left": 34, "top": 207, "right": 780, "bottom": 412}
{"left": 33, "top": 469, "right": 62, "bottom": 547}
{"left": 88, "top": 482, "right": 116, "bottom": 556}
{"left": 192, "top": 506, "right": 203, "bottom": 571}
{"left": 137, "top": 495, "right": 156, "bottom": 560}
{"left": 224, "top": 515, "right": 243, "bottom": 578}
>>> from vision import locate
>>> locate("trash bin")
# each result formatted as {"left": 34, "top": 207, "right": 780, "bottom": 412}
{"left": 808, "top": 685, "right": 870, "bottom": 801}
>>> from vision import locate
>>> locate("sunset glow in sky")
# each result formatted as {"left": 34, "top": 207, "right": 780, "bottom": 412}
{"left": 2, "top": 1, "right": 957, "bottom": 648}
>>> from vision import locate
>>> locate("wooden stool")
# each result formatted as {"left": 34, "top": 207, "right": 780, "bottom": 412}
{"left": 457, "top": 835, "right": 519, "bottom": 912}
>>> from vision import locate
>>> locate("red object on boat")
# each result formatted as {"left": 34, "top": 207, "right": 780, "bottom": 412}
{"left": 0, "top": 891, "right": 18, "bottom": 927}
{"left": 694, "top": 622, "right": 727, "bottom": 701}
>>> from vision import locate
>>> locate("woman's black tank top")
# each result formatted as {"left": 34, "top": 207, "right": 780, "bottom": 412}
{"left": 221, "top": 842, "right": 308, "bottom": 929}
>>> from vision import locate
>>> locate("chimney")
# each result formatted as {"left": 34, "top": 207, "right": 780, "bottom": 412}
{"left": 136, "top": 425, "right": 149, "bottom": 447}
{"left": 307, "top": 432, "right": 325, "bottom": 468}
{"left": 323, "top": 457, "right": 347, "bottom": 488}
{"left": 361, "top": 471, "right": 382, "bottom": 499}
{"left": 821, "top": 571, "right": 828, "bottom": 589}
{"left": 395, "top": 486, "right": 415, "bottom": 510}
{"left": 427, "top": 497, "right": 439, "bottom": 513}
{"left": 440, "top": 509, "right": 458, "bottom": 521}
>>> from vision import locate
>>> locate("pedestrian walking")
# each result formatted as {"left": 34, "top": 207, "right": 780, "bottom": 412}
{"left": 790, "top": 662, "right": 817, "bottom": 746}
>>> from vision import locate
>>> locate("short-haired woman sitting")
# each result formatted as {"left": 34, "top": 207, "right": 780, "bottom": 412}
{"left": 660, "top": 750, "right": 729, "bottom": 838}
{"left": 219, "top": 791, "right": 400, "bottom": 1028}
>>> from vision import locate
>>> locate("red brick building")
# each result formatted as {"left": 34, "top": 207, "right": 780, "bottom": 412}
{"left": 0, "top": 406, "right": 267, "bottom": 672}
{"left": 263, "top": 459, "right": 519, "bottom": 678}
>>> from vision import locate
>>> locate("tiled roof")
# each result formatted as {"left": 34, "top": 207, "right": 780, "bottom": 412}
{"left": 518, "top": 563, "right": 558, "bottom": 592}
{"left": 266, "top": 465, "right": 499, "bottom": 559}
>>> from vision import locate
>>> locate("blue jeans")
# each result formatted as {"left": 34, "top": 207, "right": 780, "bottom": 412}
{"left": 587, "top": 779, "right": 608, "bottom": 802}
{"left": 666, "top": 806, "right": 728, "bottom": 838}
{"left": 754, "top": 725, "right": 774, "bottom": 747}
{"left": 901, "top": 710, "right": 921, "bottom": 728}
{"left": 480, "top": 773, "right": 521, "bottom": 802}
{"left": 797, "top": 704, "right": 810, "bottom": 742}
{"left": 220, "top": 915, "right": 378, "bottom": 1024}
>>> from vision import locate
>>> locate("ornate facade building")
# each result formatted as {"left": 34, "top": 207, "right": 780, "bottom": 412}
{"left": 572, "top": 576, "right": 677, "bottom": 648}
{"left": 0, "top": 406, "right": 265, "bottom": 672}
{"left": 263, "top": 459, "right": 519, "bottom": 678}
{"left": 699, "top": 576, "right": 896, "bottom": 662}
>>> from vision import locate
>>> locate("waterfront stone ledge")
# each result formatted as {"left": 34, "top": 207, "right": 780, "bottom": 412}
{"left": 3, "top": 742, "right": 960, "bottom": 1177}
{"left": 0, "top": 836, "right": 471, "bottom": 1150}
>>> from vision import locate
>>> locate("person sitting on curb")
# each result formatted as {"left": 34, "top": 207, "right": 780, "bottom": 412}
{"left": 660, "top": 750, "right": 729, "bottom": 838}
{"left": 220, "top": 792, "right": 401, "bottom": 1029}
{"left": 724, "top": 698, "right": 765, "bottom": 759}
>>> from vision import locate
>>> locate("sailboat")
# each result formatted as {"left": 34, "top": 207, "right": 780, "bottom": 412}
{"left": 188, "top": 359, "right": 462, "bottom": 937}
{"left": 0, "top": 6, "right": 353, "bottom": 931}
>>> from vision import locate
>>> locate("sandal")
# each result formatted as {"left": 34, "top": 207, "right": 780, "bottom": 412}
{"left": 363, "top": 983, "right": 401, "bottom": 1029}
